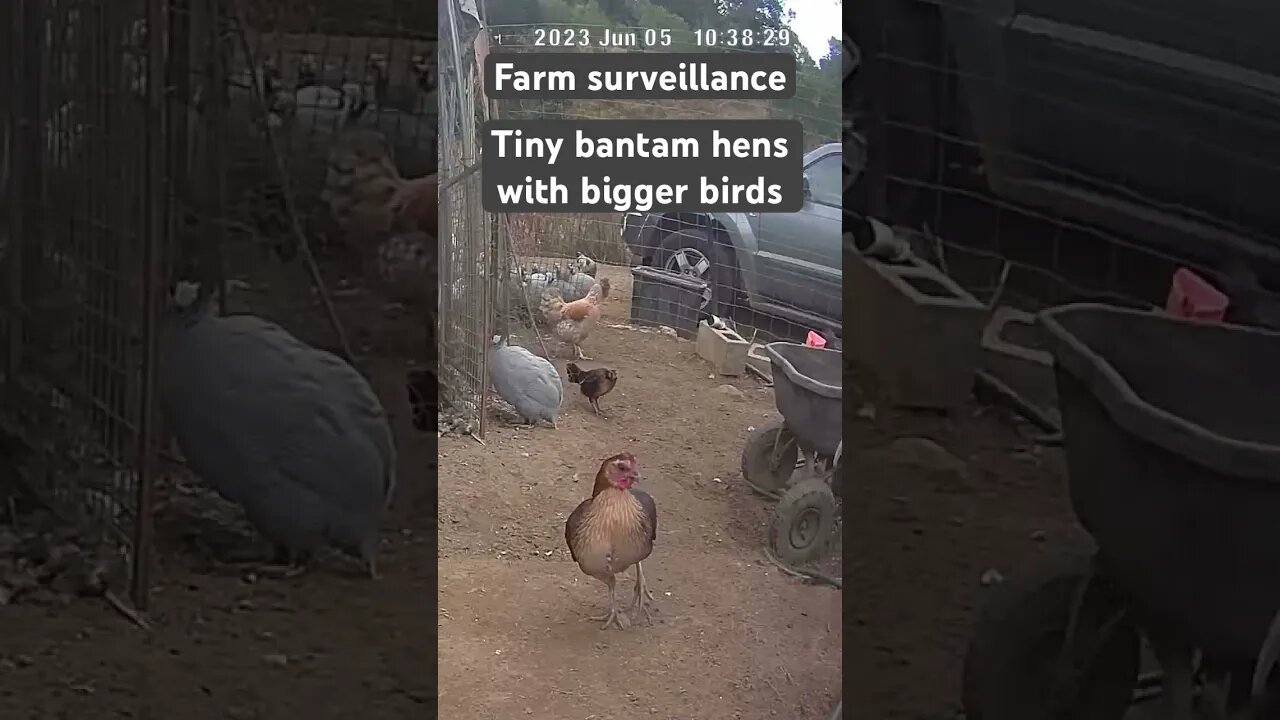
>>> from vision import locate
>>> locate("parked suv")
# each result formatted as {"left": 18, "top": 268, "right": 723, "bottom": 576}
{"left": 621, "top": 143, "right": 843, "bottom": 333}
{"left": 861, "top": 0, "right": 1280, "bottom": 283}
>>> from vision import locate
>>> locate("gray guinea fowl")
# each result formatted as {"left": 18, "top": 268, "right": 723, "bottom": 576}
{"left": 158, "top": 281, "right": 396, "bottom": 578}
{"left": 488, "top": 335, "right": 562, "bottom": 427}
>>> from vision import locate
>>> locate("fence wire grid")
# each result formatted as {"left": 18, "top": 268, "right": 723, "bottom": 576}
{"left": 485, "top": 19, "right": 844, "bottom": 365}
{"left": 1, "top": 0, "right": 435, "bottom": 608}
{"left": 850, "top": 0, "right": 1280, "bottom": 315}
{"left": 438, "top": 0, "right": 492, "bottom": 437}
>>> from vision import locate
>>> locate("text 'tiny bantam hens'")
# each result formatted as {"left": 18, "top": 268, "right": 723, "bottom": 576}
{"left": 565, "top": 452, "right": 657, "bottom": 630}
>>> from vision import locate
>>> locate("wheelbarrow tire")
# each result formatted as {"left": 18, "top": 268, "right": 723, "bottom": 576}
{"left": 770, "top": 477, "right": 837, "bottom": 565}
{"left": 741, "top": 421, "right": 799, "bottom": 496}
{"left": 962, "top": 552, "right": 1139, "bottom": 720}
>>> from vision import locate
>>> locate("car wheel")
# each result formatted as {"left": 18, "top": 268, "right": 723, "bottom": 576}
{"left": 656, "top": 228, "right": 737, "bottom": 312}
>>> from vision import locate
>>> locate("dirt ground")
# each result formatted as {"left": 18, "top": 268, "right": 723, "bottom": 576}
{"left": 437, "top": 264, "right": 842, "bottom": 719}
{"left": 843, "top": 399, "right": 1085, "bottom": 718}
{"left": 0, "top": 259, "right": 438, "bottom": 720}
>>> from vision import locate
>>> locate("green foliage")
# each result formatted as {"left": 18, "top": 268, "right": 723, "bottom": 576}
{"left": 629, "top": 1, "right": 692, "bottom": 37}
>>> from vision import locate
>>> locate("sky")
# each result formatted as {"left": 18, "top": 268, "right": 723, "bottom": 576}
{"left": 785, "top": 0, "right": 842, "bottom": 62}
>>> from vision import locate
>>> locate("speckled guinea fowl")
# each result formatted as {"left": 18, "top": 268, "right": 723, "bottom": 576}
{"left": 487, "top": 335, "right": 562, "bottom": 428}
{"left": 158, "top": 281, "right": 396, "bottom": 578}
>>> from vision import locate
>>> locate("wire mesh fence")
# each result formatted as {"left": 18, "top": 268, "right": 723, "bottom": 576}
{"left": 438, "top": 0, "right": 492, "bottom": 437}
{"left": 485, "top": 20, "right": 844, "bottom": 363}
{"left": 196, "top": 0, "right": 434, "bottom": 360}
{"left": 1, "top": 0, "right": 174, "bottom": 606}
{"left": 850, "top": 0, "right": 1280, "bottom": 318}
{"left": 0, "top": 0, "right": 434, "bottom": 607}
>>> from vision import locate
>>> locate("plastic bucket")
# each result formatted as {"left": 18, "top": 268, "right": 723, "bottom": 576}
{"left": 1166, "top": 267, "right": 1228, "bottom": 322}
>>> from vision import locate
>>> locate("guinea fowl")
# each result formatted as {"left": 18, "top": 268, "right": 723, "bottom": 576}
{"left": 565, "top": 452, "right": 658, "bottom": 630}
{"left": 158, "top": 280, "right": 396, "bottom": 578}
{"left": 488, "top": 335, "right": 562, "bottom": 428}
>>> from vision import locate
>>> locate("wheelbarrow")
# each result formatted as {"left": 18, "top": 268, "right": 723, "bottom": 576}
{"left": 963, "top": 303, "right": 1280, "bottom": 720}
{"left": 740, "top": 341, "right": 843, "bottom": 565}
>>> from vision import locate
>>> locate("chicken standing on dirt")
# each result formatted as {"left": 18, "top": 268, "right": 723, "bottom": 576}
{"left": 542, "top": 278, "right": 611, "bottom": 360}
{"left": 158, "top": 281, "right": 396, "bottom": 579}
{"left": 488, "top": 335, "right": 562, "bottom": 428}
{"left": 565, "top": 362, "right": 617, "bottom": 416}
{"left": 565, "top": 453, "right": 658, "bottom": 630}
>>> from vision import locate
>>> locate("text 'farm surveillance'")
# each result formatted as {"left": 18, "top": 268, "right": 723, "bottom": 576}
{"left": 483, "top": 52, "right": 796, "bottom": 100}
{"left": 491, "top": 61, "right": 790, "bottom": 94}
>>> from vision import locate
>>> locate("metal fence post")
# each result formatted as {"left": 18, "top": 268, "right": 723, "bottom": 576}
{"left": 131, "top": 0, "right": 169, "bottom": 610}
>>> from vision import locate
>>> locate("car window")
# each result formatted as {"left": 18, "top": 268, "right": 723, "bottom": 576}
{"left": 805, "top": 153, "right": 842, "bottom": 207}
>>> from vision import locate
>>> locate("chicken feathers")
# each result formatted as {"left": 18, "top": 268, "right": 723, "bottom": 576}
{"left": 565, "top": 453, "right": 657, "bottom": 630}
{"left": 565, "top": 362, "right": 617, "bottom": 415}
{"left": 544, "top": 278, "right": 610, "bottom": 360}
{"left": 323, "top": 128, "right": 438, "bottom": 246}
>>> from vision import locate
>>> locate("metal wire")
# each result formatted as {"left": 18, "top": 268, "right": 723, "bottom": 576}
{"left": 486, "top": 22, "right": 844, "bottom": 362}
{"left": 439, "top": 0, "right": 492, "bottom": 436}
{"left": 0, "top": 0, "right": 173, "bottom": 607}
{"left": 850, "top": 0, "right": 1280, "bottom": 309}
{"left": 1, "top": 0, "right": 435, "bottom": 607}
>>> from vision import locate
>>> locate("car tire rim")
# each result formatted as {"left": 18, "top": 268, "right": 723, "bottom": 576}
{"left": 664, "top": 247, "right": 715, "bottom": 310}
{"left": 666, "top": 247, "right": 710, "bottom": 278}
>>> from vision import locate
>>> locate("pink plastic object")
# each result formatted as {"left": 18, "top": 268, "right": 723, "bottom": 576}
{"left": 1165, "top": 267, "right": 1228, "bottom": 321}
{"left": 805, "top": 330, "right": 827, "bottom": 348}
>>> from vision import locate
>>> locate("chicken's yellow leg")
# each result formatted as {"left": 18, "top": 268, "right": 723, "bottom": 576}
{"left": 588, "top": 575, "right": 629, "bottom": 630}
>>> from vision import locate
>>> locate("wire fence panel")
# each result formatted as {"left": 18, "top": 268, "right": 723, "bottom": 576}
{"left": 438, "top": 0, "right": 492, "bottom": 437}
{"left": 0, "top": 0, "right": 171, "bottom": 605}
{"left": 484, "top": 21, "right": 843, "bottom": 358}
{"left": 189, "top": 0, "right": 435, "bottom": 362}
{"left": 850, "top": 0, "right": 1280, "bottom": 315}
{"left": 0, "top": 0, "right": 435, "bottom": 608}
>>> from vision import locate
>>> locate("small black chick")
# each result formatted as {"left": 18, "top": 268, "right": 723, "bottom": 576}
{"left": 566, "top": 362, "right": 617, "bottom": 416}
{"left": 405, "top": 368, "right": 435, "bottom": 432}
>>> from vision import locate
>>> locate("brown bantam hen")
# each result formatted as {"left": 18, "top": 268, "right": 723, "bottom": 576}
{"left": 542, "top": 278, "right": 611, "bottom": 360}
{"left": 565, "top": 452, "right": 657, "bottom": 630}
{"left": 565, "top": 362, "right": 617, "bottom": 416}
